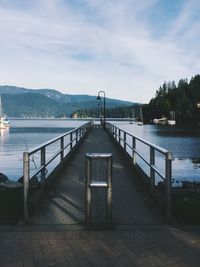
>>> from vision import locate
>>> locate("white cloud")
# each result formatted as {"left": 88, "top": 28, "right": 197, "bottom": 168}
{"left": 0, "top": 0, "right": 199, "bottom": 102}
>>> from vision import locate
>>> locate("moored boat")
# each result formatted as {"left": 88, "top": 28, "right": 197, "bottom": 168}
{"left": 168, "top": 111, "right": 176, "bottom": 125}
{"left": 0, "top": 96, "right": 10, "bottom": 129}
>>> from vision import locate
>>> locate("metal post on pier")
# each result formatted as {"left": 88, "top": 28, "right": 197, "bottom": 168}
{"left": 70, "top": 132, "right": 73, "bottom": 150}
{"left": 166, "top": 152, "right": 172, "bottom": 219}
{"left": 119, "top": 129, "right": 121, "bottom": 145}
{"left": 132, "top": 136, "right": 136, "bottom": 165}
{"left": 41, "top": 147, "right": 46, "bottom": 187}
{"left": 23, "top": 152, "right": 30, "bottom": 223}
{"left": 76, "top": 129, "right": 78, "bottom": 143}
{"left": 124, "top": 132, "right": 127, "bottom": 151}
{"left": 60, "top": 137, "right": 64, "bottom": 162}
{"left": 85, "top": 153, "right": 113, "bottom": 229}
{"left": 115, "top": 126, "right": 117, "bottom": 139}
{"left": 150, "top": 147, "right": 155, "bottom": 192}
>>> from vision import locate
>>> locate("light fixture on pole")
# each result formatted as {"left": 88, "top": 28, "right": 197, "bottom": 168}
{"left": 97, "top": 91, "right": 106, "bottom": 129}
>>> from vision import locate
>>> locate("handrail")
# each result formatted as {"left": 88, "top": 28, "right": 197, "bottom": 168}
{"left": 23, "top": 121, "right": 92, "bottom": 222}
{"left": 106, "top": 122, "right": 172, "bottom": 219}
{"left": 28, "top": 127, "right": 82, "bottom": 155}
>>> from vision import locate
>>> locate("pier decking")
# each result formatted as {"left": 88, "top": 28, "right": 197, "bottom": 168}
{"left": 1, "top": 124, "right": 200, "bottom": 267}
{"left": 30, "top": 126, "right": 163, "bottom": 226}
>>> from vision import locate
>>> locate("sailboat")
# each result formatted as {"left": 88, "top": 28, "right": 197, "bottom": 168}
{"left": 168, "top": 111, "right": 176, "bottom": 125}
{"left": 0, "top": 96, "right": 10, "bottom": 129}
{"left": 137, "top": 107, "right": 143, "bottom": 126}
{"left": 130, "top": 109, "right": 136, "bottom": 124}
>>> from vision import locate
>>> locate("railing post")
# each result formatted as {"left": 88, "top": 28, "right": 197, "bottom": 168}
{"left": 150, "top": 147, "right": 155, "bottom": 192}
{"left": 85, "top": 157, "right": 92, "bottom": 229}
{"left": 60, "top": 137, "right": 64, "bottom": 162}
{"left": 166, "top": 152, "right": 172, "bottom": 219}
{"left": 77, "top": 128, "right": 80, "bottom": 142}
{"left": 115, "top": 127, "right": 117, "bottom": 139}
{"left": 107, "top": 155, "right": 112, "bottom": 228}
{"left": 81, "top": 126, "right": 83, "bottom": 138}
{"left": 124, "top": 132, "right": 126, "bottom": 151}
{"left": 76, "top": 129, "right": 78, "bottom": 143}
{"left": 132, "top": 136, "right": 136, "bottom": 164}
{"left": 41, "top": 147, "right": 46, "bottom": 187}
{"left": 79, "top": 127, "right": 81, "bottom": 140}
{"left": 119, "top": 129, "right": 121, "bottom": 145}
{"left": 70, "top": 132, "right": 73, "bottom": 150}
{"left": 23, "top": 152, "right": 30, "bottom": 223}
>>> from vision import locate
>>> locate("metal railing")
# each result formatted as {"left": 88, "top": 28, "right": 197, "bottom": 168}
{"left": 23, "top": 122, "right": 91, "bottom": 222}
{"left": 106, "top": 122, "right": 172, "bottom": 218}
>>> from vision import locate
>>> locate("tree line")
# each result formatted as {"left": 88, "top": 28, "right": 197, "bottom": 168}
{"left": 144, "top": 74, "right": 200, "bottom": 125}
{"left": 72, "top": 74, "right": 200, "bottom": 125}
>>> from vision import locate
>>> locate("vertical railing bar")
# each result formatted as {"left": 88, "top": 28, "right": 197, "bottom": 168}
{"left": 124, "top": 132, "right": 126, "bottom": 151}
{"left": 70, "top": 132, "right": 73, "bottom": 150}
{"left": 23, "top": 152, "right": 30, "bottom": 223}
{"left": 60, "top": 137, "right": 64, "bottom": 162}
{"left": 85, "top": 156, "right": 91, "bottom": 229}
{"left": 166, "top": 152, "right": 172, "bottom": 219}
{"left": 107, "top": 156, "right": 112, "bottom": 228}
{"left": 132, "top": 136, "right": 136, "bottom": 165}
{"left": 76, "top": 129, "right": 78, "bottom": 143}
{"left": 150, "top": 147, "right": 155, "bottom": 192}
{"left": 41, "top": 147, "right": 46, "bottom": 187}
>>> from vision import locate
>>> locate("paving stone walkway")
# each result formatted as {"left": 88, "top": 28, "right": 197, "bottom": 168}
{"left": 0, "top": 226, "right": 200, "bottom": 267}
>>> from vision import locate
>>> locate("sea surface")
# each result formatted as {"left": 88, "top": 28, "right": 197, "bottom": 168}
{"left": 0, "top": 119, "right": 88, "bottom": 180}
{"left": 0, "top": 119, "right": 200, "bottom": 186}
{"left": 112, "top": 122, "right": 200, "bottom": 186}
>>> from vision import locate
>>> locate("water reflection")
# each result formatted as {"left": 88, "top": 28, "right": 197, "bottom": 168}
{"left": 0, "top": 119, "right": 87, "bottom": 181}
{"left": 113, "top": 122, "right": 200, "bottom": 185}
{"left": 0, "top": 127, "right": 9, "bottom": 141}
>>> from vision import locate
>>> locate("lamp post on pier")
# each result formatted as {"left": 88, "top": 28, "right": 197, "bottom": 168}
{"left": 97, "top": 98, "right": 103, "bottom": 125}
{"left": 97, "top": 91, "right": 106, "bottom": 129}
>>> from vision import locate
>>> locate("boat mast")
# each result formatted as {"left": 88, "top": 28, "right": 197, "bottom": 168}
{"left": 140, "top": 106, "right": 143, "bottom": 123}
{"left": 0, "top": 96, "right": 2, "bottom": 117}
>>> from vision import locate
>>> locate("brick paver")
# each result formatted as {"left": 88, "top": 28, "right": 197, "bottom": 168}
{"left": 0, "top": 226, "right": 200, "bottom": 267}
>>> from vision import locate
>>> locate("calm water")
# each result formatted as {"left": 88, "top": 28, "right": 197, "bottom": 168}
{"left": 0, "top": 119, "right": 88, "bottom": 180}
{"left": 0, "top": 120, "right": 200, "bottom": 186}
{"left": 113, "top": 122, "right": 200, "bottom": 186}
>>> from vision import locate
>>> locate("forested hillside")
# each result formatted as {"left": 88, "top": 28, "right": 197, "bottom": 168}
{"left": 144, "top": 75, "right": 200, "bottom": 125}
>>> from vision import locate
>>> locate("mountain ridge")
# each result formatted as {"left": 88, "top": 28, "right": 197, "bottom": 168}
{"left": 0, "top": 85, "right": 136, "bottom": 117}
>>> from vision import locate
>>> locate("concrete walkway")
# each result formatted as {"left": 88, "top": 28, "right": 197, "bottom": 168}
{"left": 31, "top": 126, "right": 163, "bottom": 226}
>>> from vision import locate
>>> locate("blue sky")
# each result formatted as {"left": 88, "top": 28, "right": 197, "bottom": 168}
{"left": 0, "top": 0, "right": 200, "bottom": 102}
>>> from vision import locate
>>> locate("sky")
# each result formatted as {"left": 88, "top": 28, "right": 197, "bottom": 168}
{"left": 0, "top": 0, "right": 200, "bottom": 103}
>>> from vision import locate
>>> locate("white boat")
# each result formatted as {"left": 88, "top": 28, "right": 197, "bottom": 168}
{"left": 168, "top": 111, "right": 176, "bottom": 125}
{"left": 0, "top": 96, "right": 10, "bottom": 129}
{"left": 153, "top": 117, "right": 168, "bottom": 125}
{"left": 0, "top": 119, "right": 6, "bottom": 129}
